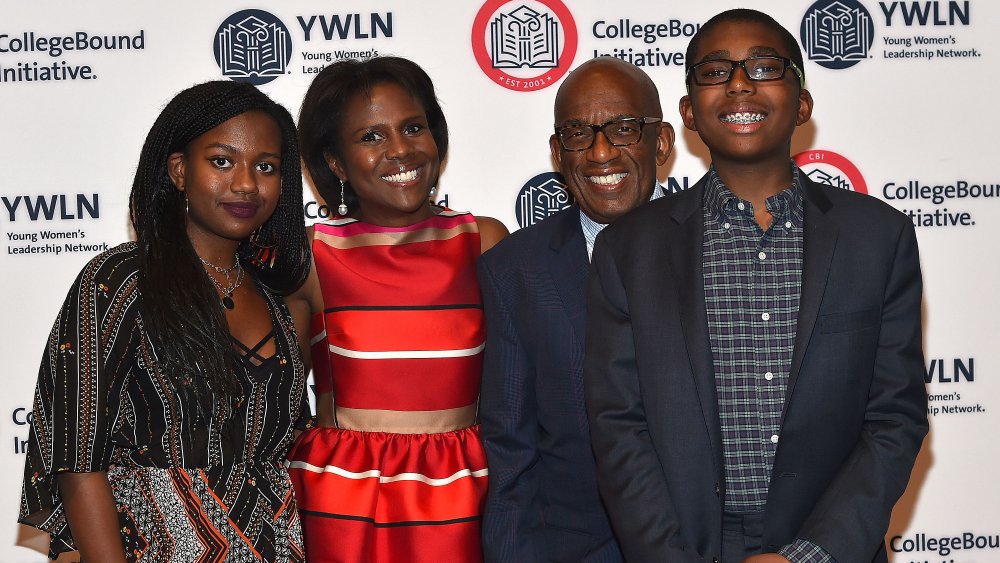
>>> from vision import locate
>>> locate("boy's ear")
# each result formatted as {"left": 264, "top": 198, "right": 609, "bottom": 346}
{"left": 679, "top": 96, "right": 698, "bottom": 132}
{"left": 796, "top": 89, "right": 814, "bottom": 126}
{"left": 654, "top": 122, "right": 675, "bottom": 166}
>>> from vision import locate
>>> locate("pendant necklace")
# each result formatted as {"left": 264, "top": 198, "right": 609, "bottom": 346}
{"left": 200, "top": 255, "right": 244, "bottom": 310}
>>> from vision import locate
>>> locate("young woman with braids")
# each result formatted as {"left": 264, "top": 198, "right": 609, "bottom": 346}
{"left": 19, "top": 81, "right": 311, "bottom": 562}
{"left": 285, "top": 56, "right": 507, "bottom": 562}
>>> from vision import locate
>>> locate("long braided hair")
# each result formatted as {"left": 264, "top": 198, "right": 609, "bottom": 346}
{"left": 129, "top": 80, "right": 309, "bottom": 410}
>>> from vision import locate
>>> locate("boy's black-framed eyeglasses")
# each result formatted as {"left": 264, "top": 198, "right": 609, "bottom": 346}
{"left": 554, "top": 117, "right": 662, "bottom": 152}
{"left": 686, "top": 56, "right": 804, "bottom": 88}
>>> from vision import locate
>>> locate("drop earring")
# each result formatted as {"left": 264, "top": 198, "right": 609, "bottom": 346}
{"left": 337, "top": 177, "right": 348, "bottom": 216}
{"left": 247, "top": 226, "right": 278, "bottom": 268}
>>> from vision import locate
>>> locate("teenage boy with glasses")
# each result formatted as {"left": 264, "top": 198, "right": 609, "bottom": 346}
{"left": 584, "top": 9, "right": 927, "bottom": 563}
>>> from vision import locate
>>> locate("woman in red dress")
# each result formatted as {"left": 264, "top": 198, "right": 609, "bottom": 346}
{"left": 287, "top": 57, "right": 507, "bottom": 562}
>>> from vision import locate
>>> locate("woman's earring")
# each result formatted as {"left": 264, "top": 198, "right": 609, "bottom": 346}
{"left": 429, "top": 186, "right": 437, "bottom": 197}
{"left": 337, "top": 178, "right": 348, "bottom": 216}
{"left": 248, "top": 226, "right": 278, "bottom": 268}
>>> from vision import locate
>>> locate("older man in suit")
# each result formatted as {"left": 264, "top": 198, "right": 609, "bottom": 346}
{"left": 478, "top": 57, "right": 674, "bottom": 562}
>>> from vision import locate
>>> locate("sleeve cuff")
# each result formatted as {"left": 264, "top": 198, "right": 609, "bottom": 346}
{"left": 778, "top": 538, "right": 836, "bottom": 563}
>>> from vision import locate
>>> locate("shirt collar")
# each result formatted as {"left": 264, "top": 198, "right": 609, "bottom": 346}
{"left": 581, "top": 184, "right": 665, "bottom": 260}
{"left": 704, "top": 163, "right": 805, "bottom": 227}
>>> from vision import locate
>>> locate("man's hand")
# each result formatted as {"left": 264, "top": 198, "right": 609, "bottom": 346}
{"left": 744, "top": 555, "right": 790, "bottom": 563}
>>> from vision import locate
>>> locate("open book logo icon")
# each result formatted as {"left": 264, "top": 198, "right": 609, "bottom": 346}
{"left": 801, "top": 0, "right": 875, "bottom": 70}
{"left": 490, "top": 5, "right": 560, "bottom": 69}
{"left": 472, "top": 0, "right": 577, "bottom": 92}
{"left": 215, "top": 9, "right": 292, "bottom": 85}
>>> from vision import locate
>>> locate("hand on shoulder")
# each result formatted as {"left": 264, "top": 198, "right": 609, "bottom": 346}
{"left": 743, "top": 554, "right": 790, "bottom": 562}
{"left": 476, "top": 216, "right": 509, "bottom": 254}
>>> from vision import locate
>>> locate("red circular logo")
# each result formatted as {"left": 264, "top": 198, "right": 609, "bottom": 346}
{"left": 794, "top": 149, "right": 868, "bottom": 194}
{"left": 471, "top": 0, "right": 577, "bottom": 92}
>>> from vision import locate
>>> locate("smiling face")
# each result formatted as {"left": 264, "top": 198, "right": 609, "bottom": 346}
{"left": 167, "top": 110, "right": 282, "bottom": 254}
{"left": 679, "top": 20, "right": 812, "bottom": 167}
{"left": 327, "top": 81, "right": 440, "bottom": 227}
{"left": 550, "top": 59, "right": 673, "bottom": 225}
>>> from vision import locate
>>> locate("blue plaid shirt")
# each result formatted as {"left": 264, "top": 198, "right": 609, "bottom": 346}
{"left": 703, "top": 166, "right": 834, "bottom": 563}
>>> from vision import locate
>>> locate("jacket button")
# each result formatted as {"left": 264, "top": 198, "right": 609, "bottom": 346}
{"left": 713, "top": 558, "right": 719, "bottom": 563}
{"left": 714, "top": 482, "right": 720, "bottom": 496}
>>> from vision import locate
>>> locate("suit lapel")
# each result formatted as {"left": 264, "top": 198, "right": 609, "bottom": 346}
{"left": 785, "top": 180, "right": 838, "bottom": 404}
{"left": 664, "top": 181, "right": 724, "bottom": 471}
{"left": 546, "top": 207, "right": 590, "bottom": 347}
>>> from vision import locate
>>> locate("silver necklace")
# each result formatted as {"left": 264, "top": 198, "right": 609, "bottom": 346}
{"left": 200, "top": 255, "right": 244, "bottom": 310}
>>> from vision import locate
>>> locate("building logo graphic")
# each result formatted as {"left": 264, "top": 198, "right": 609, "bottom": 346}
{"left": 472, "top": 0, "right": 577, "bottom": 92}
{"left": 515, "top": 172, "right": 572, "bottom": 228}
{"left": 214, "top": 9, "right": 292, "bottom": 85}
{"left": 794, "top": 149, "right": 868, "bottom": 194}
{"left": 801, "top": 0, "right": 875, "bottom": 69}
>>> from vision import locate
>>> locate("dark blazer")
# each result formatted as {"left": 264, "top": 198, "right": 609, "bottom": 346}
{"left": 584, "top": 176, "right": 928, "bottom": 563}
{"left": 479, "top": 205, "right": 623, "bottom": 563}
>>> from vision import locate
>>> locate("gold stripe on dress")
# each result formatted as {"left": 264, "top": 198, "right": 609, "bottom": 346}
{"left": 335, "top": 403, "right": 478, "bottom": 434}
{"left": 314, "top": 221, "right": 478, "bottom": 250}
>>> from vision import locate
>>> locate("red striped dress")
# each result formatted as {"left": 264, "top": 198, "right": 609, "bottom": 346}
{"left": 287, "top": 210, "right": 488, "bottom": 562}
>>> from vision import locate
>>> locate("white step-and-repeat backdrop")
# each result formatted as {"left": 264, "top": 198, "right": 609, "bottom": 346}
{"left": 2, "top": 1, "right": 997, "bottom": 561}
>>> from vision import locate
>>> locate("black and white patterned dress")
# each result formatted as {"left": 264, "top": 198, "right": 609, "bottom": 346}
{"left": 19, "top": 242, "right": 308, "bottom": 562}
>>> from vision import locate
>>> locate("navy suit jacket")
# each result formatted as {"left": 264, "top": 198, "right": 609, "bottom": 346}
{"left": 585, "top": 176, "right": 928, "bottom": 563}
{"left": 479, "top": 205, "right": 623, "bottom": 563}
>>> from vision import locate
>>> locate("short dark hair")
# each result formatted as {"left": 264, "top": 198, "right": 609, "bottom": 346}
{"left": 130, "top": 80, "right": 309, "bottom": 407}
{"left": 685, "top": 9, "right": 805, "bottom": 85}
{"left": 298, "top": 56, "right": 449, "bottom": 207}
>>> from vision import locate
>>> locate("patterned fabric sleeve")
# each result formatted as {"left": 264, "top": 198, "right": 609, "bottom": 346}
{"left": 779, "top": 538, "right": 837, "bottom": 562}
{"left": 19, "top": 244, "right": 138, "bottom": 554}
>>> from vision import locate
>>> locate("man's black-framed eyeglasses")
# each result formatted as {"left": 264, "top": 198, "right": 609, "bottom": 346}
{"left": 686, "top": 56, "right": 804, "bottom": 88}
{"left": 554, "top": 117, "right": 662, "bottom": 152}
